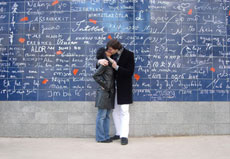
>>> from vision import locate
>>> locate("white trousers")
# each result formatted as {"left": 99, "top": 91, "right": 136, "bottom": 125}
{"left": 112, "top": 91, "right": 130, "bottom": 138}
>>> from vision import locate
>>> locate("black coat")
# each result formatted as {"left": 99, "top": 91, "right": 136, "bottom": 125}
{"left": 93, "top": 64, "right": 115, "bottom": 109}
{"left": 114, "top": 48, "right": 135, "bottom": 104}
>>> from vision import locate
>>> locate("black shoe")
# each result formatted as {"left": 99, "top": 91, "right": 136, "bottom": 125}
{"left": 121, "top": 137, "right": 128, "bottom": 145}
{"left": 107, "top": 138, "right": 113, "bottom": 142}
{"left": 110, "top": 135, "right": 120, "bottom": 140}
{"left": 98, "top": 139, "right": 112, "bottom": 143}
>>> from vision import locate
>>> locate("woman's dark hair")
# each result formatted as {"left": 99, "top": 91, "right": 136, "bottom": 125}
{"left": 96, "top": 47, "right": 112, "bottom": 67}
{"left": 106, "top": 39, "right": 122, "bottom": 50}
{"left": 96, "top": 47, "right": 106, "bottom": 60}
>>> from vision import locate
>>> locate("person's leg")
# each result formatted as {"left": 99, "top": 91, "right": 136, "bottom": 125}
{"left": 112, "top": 92, "right": 121, "bottom": 136}
{"left": 120, "top": 104, "right": 130, "bottom": 138}
{"left": 120, "top": 104, "right": 130, "bottom": 145}
{"left": 104, "top": 109, "right": 111, "bottom": 140}
{"left": 96, "top": 108, "right": 107, "bottom": 142}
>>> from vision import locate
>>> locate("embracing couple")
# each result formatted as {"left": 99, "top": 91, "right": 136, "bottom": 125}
{"left": 93, "top": 39, "right": 135, "bottom": 145}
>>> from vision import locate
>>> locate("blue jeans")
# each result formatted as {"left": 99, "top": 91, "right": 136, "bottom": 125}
{"left": 96, "top": 108, "right": 111, "bottom": 142}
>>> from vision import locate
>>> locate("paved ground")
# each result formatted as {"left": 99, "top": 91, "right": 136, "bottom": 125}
{"left": 0, "top": 136, "right": 230, "bottom": 159}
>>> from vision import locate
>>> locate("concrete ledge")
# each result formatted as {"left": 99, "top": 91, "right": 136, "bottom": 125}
{"left": 0, "top": 102, "right": 230, "bottom": 137}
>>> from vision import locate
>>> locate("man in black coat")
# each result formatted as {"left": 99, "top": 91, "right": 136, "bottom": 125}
{"left": 98, "top": 39, "right": 135, "bottom": 145}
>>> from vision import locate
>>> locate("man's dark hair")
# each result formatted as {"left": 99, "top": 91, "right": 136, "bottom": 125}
{"left": 106, "top": 39, "right": 122, "bottom": 50}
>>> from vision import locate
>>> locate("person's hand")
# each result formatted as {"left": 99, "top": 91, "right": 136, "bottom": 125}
{"left": 98, "top": 59, "right": 108, "bottom": 66}
{"left": 112, "top": 60, "right": 118, "bottom": 69}
{"left": 107, "top": 57, "right": 114, "bottom": 63}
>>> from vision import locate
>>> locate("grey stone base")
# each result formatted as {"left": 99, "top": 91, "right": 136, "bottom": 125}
{"left": 0, "top": 102, "right": 229, "bottom": 137}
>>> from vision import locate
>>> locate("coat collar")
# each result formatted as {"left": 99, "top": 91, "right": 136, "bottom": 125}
{"left": 117, "top": 47, "right": 124, "bottom": 55}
